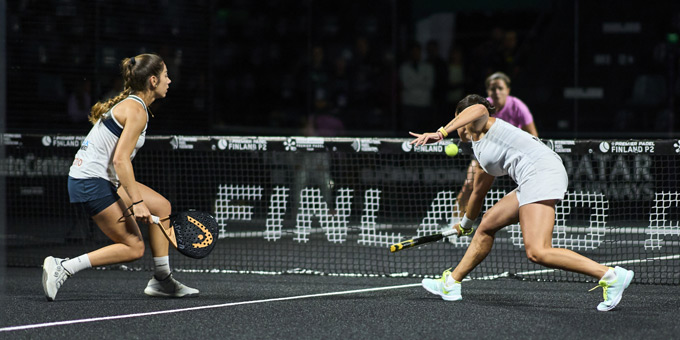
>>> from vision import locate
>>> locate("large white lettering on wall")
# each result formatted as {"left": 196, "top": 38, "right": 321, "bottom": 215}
{"left": 645, "top": 192, "right": 680, "bottom": 250}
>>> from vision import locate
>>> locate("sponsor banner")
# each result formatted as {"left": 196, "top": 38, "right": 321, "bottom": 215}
{"left": 284, "top": 137, "right": 325, "bottom": 151}
{"left": 0, "top": 154, "right": 72, "bottom": 176}
{"left": 546, "top": 140, "right": 576, "bottom": 153}
{"left": 214, "top": 137, "right": 267, "bottom": 151}
{"left": 1, "top": 133, "right": 23, "bottom": 146}
{"left": 596, "top": 141, "right": 656, "bottom": 154}
{"left": 671, "top": 139, "right": 680, "bottom": 154}
{"left": 40, "top": 135, "right": 85, "bottom": 148}
{"left": 0, "top": 134, "right": 85, "bottom": 148}
{"left": 169, "top": 136, "right": 199, "bottom": 150}
{"left": 400, "top": 141, "right": 445, "bottom": 154}
{"left": 4, "top": 134, "right": 680, "bottom": 155}
{"left": 547, "top": 140, "right": 680, "bottom": 155}
{"left": 351, "top": 138, "right": 381, "bottom": 153}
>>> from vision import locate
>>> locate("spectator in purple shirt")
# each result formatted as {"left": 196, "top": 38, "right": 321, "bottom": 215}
{"left": 486, "top": 72, "right": 537, "bottom": 135}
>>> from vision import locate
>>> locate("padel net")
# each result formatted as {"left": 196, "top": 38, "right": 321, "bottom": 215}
{"left": 3, "top": 134, "right": 679, "bottom": 284}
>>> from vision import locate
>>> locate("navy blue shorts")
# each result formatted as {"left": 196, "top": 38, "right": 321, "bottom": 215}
{"left": 68, "top": 177, "right": 120, "bottom": 216}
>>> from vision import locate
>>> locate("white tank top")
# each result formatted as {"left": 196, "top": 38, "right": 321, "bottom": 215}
{"left": 69, "top": 95, "right": 148, "bottom": 186}
{"left": 471, "top": 118, "right": 559, "bottom": 183}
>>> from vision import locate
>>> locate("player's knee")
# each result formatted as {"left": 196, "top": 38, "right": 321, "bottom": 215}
{"left": 129, "top": 239, "right": 145, "bottom": 260}
{"left": 149, "top": 198, "right": 172, "bottom": 218}
{"left": 474, "top": 222, "right": 493, "bottom": 236}
{"left": 475, "top": 218, "right": 502, "bottom": 236}
{"left": 525, "top": 248, "right": 547, "bottom": 265}
{"left": 160, "top": 199, "right": 172, "bottom": 216}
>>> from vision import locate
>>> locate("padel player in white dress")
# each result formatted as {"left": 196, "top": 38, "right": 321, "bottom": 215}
{"left": 454, "top": 71, "right": 538, "bottom": 221}
{"left": 42, "top": 54, "right": 198, "bottom": 301}
{"left": 409, "top": 94, "right": 633, "bottom": 311}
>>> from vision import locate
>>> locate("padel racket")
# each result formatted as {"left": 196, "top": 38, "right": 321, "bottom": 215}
{"left": 390, "top": 228, "right": 460, "bottom": 253}
{"left": 152, "top": 211, "right": 219, "bottom": 259}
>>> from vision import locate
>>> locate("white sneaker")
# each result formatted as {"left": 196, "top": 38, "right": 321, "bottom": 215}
{"left": 144, "top": 274, "right": 199, "bottom": 298}
{"left": 591, "top": 266, "right": 634, "bottom": 311}
{"left": 422, "top": 269, "right": 462, "bottom": 301}
{"left": 42, "top": 256, "right": 71, "bottom": 301}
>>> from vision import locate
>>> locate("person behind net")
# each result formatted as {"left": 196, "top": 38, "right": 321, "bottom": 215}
{"left": 455, "top": 71, "right": 538, "bottom": 221}
{"left": 409, "top": 94, "right": 634, "bottom": 311}
{"left": 41, "top": 53, "right": 199, "bottom": 301}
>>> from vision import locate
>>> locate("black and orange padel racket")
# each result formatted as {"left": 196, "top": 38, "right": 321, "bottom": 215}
{"left": 152, "top": 211, "right": 219, "bottom": 259}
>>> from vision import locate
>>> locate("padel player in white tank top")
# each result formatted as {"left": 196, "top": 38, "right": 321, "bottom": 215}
{"left": 42, "top": 54, "right": 199, "bottom": 301}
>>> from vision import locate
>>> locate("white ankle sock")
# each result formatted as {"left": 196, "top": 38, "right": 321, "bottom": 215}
{"left": 601, "top": 268, "right": 616, "bottom": 282}
{"left": 445, "top": 274, "right": 460, "bottom": 287}
{"left": 153, "top": 256, "right": 171, "bottom": 279}
{"left": 62, "top": 254, "right": 91, "bottom": 275}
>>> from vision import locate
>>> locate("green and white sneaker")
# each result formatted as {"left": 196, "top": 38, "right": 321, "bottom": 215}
{"left": 590, "top": 266, "right": 634, "bottom": 311}
{"left": 422, "top": 269, "right": 462, "bottom": 301}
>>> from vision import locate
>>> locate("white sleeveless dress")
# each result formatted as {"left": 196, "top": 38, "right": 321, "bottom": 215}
{"left": 471, "top": 118, "right": 567, "bottom": 206}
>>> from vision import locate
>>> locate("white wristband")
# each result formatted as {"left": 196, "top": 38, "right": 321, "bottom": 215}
{"left": 460, "top": 215, "right": 473, "bottom": 230}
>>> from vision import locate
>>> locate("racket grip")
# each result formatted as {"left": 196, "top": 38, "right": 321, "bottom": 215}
{"left": 441, "top": 228, "right": 458, "bottom": 237}
{"left": 390, "top": 239, "right": 415, "bottom": 252}
{"left": 151, "top": 215, "right": 160, "bottom": 224}
{"left": 390, "top": 233, "right": 445, "bottom": 252}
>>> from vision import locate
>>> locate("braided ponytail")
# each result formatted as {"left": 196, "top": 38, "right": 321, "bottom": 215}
{"left": 88, "top": 57, "right": 136, "bottom": 124}
{"left": 88, "top": 88, "right": 131, "bottom": 124}
{"left": 88, "top": 54, "right": 164, "bottom": 124}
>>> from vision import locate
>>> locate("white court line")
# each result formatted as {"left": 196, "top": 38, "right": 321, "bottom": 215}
{"left": 477, "top": 254, "right": 680, "bottom": 279}
{"left": 4, "top": 254, "right": 678, "bottom": 332}
{"left": 0, "top": 283, "right": 421, "bottom": 333}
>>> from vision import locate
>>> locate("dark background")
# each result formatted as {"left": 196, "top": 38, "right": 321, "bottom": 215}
{"left": 2, "top": 0, "right": 680, "bottom": 296}
{"left": 3, "top": 0, "right": 680, "bottom": 138}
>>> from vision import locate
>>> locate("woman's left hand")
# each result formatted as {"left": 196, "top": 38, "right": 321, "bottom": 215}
{"left": 409, "top": 131, "right": 441, "bottom": 146}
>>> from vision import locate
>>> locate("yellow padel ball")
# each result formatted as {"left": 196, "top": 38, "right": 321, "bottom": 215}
{"left": 445, "top": 143, "right": 459, "bottom": 157}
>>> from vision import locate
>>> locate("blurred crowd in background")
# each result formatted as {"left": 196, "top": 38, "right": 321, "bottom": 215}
{"left": 5, "top": 0, "right": 680, "bottom": 138}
